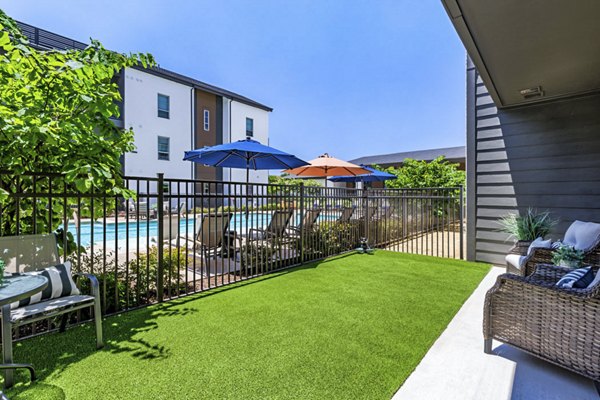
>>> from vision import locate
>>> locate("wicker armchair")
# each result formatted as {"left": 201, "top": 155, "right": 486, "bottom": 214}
{"left": 506, "top": 220, "right": 600, "bottom": 276}
{"left": 484, "top": 263, "right": 600, "bottom": 383}
{"left": 521, "top": 243, "right": 600, "bottom": 276}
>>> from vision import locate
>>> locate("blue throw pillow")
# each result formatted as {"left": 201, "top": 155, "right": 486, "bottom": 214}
{"left": 556, "top": 266, "right": 594, "bottom": 289}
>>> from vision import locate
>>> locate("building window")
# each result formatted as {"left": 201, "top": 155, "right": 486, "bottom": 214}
{"left": 203, "top": 109, "right": 210, "bottom": 131}
{"left": 246, "top": 117, "right": 254, "bottom": 137}
{"left": 157, "top": 136, "right": 170, "bottom": 160}
{"left": 157, "top": 94, "right": 170, "bottom": 119}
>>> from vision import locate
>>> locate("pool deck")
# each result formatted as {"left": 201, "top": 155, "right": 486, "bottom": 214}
{"left": 393, "top": 267, "right": 599, "bottom": 400}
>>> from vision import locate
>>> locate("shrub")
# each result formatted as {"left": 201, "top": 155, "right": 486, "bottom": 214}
{"left": 303, "top": 222, "right": 358, "bottom": 257}
{"left": 132, "top": 246, "right": 189, "bottom": 297}
{"left": 71, "top": 245, "right": 189, "bottom": 313}
{"left": 240, "top": 242, "right": 279, "bottom": 272}
{"left": 498, "top": 208, "right": 557, "bottom": 241}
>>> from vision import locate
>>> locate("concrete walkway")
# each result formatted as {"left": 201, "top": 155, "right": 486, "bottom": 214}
{"left": 393, "top": 267, "right": 599, "bottom": 400}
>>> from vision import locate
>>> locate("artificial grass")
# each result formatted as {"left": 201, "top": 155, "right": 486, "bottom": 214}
{"left": 6, "top": 251, "right": 490, "bottom": 400}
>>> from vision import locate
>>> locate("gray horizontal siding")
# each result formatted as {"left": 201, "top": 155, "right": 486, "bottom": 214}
{"left": 467, "top": 65, "right": 600, "bottom": 266}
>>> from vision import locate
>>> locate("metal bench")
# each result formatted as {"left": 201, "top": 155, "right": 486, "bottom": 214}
{"left": 0, "top": 234, "right": 103, "bottom": 387}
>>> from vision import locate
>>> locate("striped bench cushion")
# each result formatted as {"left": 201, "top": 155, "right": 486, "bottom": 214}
{"left": 11, "top": 261, "right": 80, "bottom": 309}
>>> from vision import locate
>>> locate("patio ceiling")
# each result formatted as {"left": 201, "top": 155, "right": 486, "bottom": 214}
{"left": 442, "top": 0, "right": 600, "bottom": 108}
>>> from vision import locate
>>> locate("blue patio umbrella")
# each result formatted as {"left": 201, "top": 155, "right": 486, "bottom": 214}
{"left": 183, "top": 138, "right": 308, "bottom": 184}
{"left": 328, "top": 165, "right": 396, "bottom": 183}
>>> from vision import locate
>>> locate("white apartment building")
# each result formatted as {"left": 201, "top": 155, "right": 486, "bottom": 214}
{"left": 222, "top": 99, "right": 271, "bottom": 185}
{"left": 122, "top": 66, "right": 273, "bottom": 186}
{"left": 18, "top": 20, "right": 273, "bottom": 188}
{"left": 123, "top": 67, "right": 194, "bottom": 180}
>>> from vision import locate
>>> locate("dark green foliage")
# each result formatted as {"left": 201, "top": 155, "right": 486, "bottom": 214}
{"left": 0, "top": 9, "right": 153, "bottom": 241}
{"left": 71, "top": 246, "right": 188, "bottom": 313}
{"left": 303, "top": 222, "right": 358, "bottom": 257}
{"left": 379, "top": 156, "right": 465, "bottom": 189}
{"left": 268, "top": 174, "right": 321, "bottom": 196}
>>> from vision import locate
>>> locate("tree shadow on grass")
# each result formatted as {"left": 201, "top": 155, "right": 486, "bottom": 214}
{"left": 3, "top": 256, "right": 339, "bottom": 398}
{"left": 6, "top": 382, "right": 66, "bottom": 400}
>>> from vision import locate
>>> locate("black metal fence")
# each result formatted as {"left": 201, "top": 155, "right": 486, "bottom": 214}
{"left": 0, "top": 172, "right": 464, "bottom": 318}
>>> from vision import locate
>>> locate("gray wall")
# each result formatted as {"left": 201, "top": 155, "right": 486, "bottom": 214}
{"left": 467, "top": 58, "right": 600, "bottom": 265}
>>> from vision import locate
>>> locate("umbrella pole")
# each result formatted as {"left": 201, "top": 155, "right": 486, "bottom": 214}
{"left": 245, "top": 166, "right": 250, "bottom": 216}
{"left": 324, "top": 178, "right": 328, "bottom": 212}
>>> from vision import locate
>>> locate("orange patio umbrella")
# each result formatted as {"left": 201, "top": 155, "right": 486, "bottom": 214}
{"left": 283, "top": 153, "right": 370, "bottom": 187}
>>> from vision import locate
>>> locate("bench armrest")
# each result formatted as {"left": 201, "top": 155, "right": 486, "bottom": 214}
{"left": 73, "top": 273, "right": 100, "bottom": 297}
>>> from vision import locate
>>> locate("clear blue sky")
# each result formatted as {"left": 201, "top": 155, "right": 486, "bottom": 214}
{"left": 0, "top": 1, "right": 466, "bottom": 162}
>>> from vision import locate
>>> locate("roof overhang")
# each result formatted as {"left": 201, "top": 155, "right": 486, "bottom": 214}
{"left": 442, "top": 0, "right": 600, "bottom": 108}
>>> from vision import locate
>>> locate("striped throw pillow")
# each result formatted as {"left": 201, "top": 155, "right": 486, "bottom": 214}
{"left": 556, "top": 266, "right": 594, "bottom": 289}
{"left": 11, "top": 262, "right": 80, "bottom": 309}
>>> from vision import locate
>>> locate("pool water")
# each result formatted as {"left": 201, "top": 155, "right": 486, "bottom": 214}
{"left": 67, "top": 212, "right": 338, "bottom": 248}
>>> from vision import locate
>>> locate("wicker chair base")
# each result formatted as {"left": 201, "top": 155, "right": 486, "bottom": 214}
{"left": 484, "top": 264, "right": 600, "bottom": 383}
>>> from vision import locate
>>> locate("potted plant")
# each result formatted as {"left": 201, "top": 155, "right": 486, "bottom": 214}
{"left": 551, "top": 244, "right": 585, "bottom": 268}
{"left": 498, "top": 208, "right": 557, "bottom": 254}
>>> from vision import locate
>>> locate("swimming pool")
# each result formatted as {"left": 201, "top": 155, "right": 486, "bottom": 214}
{"left": 66, "top": 212, "right": 338, "bottom": 248}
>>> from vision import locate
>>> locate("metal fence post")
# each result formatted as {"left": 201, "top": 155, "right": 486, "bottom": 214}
{"left": 299, "top": 182, "right": 305, "bottom": 264}
{"left": 459, "top": 185, "right": 464, "bottom": 260}
{"left": 157, "top": 173, "right": 165, "bottom": 302}
{"left": 364, "top": 188, "right": 369, "bottom": 244}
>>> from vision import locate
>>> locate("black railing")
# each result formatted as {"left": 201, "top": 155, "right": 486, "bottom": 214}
{"left": 16, "top": 21, "right": 88, "bottom": 51}
{"left": 0, "top": 172, "right": 464, "bottom": 320}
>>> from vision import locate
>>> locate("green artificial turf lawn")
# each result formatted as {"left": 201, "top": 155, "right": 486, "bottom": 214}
{"left": 5, "top": 251, "right": 489, "bottom": 400}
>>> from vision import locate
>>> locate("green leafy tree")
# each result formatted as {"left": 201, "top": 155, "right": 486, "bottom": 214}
{"left": 377, "top": 157, "right": 465, "bottom": 219}
{"left": 379, "top": 156, "right": 465, "bottom": 189}
{"left": 268, "top": 175, "right": 322, "bottom": 209}
{"left": 0, "top": 10, "right": 154, "bottom": 240}
{"left": 268, "top": 174, "right": 321, "bottom": 194}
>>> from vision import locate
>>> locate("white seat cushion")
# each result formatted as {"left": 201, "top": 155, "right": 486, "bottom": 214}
{"left": 563, "top": 220, "right": 600, "bottom": 251}
{"left": 506, "top": 254, "right": 526, "bottom": 270}
{"left": 9, "top": 294, "right": 94, "bottom": 322}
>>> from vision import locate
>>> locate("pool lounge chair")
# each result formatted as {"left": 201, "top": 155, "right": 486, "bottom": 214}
{"left": 359, "top": 205, "right": 378, "bottom": 222}
{"left": 136, "top": 202, "right": 150, "bottom": 219}
{"left": 248, "top": 209, "right": 295, "bottom": 241}
{"left": 244, "top": 209, "right": 296, "bottom": 269}
{"left": 175, "top": 201, "right": 186, "bottom": 215}
{"left": 337, "top": 207, "right": 355, "bottom": 223}
{"left": 163, "top": 201, "right": 185, "bottom": 214}
{"left": 288, "top": 208, "right": 322, "bottom": 237}
{"left": 372, "top": 205, "right": 394, "bottom": 222}
{"left": 183, "top": 213, "right": 235, "bottom": 260}
{"left": 182, "top": 213, "right": 243, "bottom": 276}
